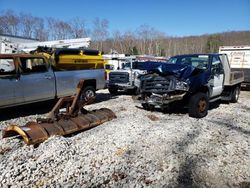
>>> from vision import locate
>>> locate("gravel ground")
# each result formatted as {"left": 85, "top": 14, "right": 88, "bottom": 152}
{"left": 0, "top": 90, "right": 249, "bottom": 188}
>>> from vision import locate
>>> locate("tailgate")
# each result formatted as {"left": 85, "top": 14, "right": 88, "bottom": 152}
{"left": 226, "top": 71, "right": 244, "bottom": 86}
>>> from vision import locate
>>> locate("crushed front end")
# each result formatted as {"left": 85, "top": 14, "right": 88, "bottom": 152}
{"left": 139, "top": 74, "right": 189, "bottom": 108}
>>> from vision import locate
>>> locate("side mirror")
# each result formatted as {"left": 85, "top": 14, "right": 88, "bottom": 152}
{"left": 211, "top": 68, "right": 217, "bottom": 76}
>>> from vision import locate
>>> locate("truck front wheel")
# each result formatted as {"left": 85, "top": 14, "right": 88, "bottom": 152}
{"left": 81, "top": 86, "right": 96, "bottom": 104}
{"left": 230, "top": 86, "right": 240, "bottom": 103}
{"left": 188, "top": 92, "right": 209, "bottom": 118}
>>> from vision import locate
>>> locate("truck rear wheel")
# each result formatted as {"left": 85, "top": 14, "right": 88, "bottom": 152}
{"left": 81, "top": 86, "right": 96, "bottom": 104}
{"left": 108, "top": 87, "right": 118, "bottom": 95}
{"left": 188, "top": 92, "right": 209, "bottom": 118}
{"left": 230, "top": 86, "right": 240, "bottom": 103}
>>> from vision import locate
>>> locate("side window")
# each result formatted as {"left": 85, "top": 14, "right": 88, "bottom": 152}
{"left": 20, "top": 58, "right": 48, "bottom": 73}
{"left": 0, "top": 58, "right": 15, "bottom": 75}
{"left": 211, "top": 56, "right": 223, "bottom": 74}
{"left": 168, "top": 57, "right": 177, "bottom": 64}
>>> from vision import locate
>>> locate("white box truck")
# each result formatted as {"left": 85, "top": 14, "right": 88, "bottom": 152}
{"left": 219, "top": 46, "right": 250, "bottom": 88}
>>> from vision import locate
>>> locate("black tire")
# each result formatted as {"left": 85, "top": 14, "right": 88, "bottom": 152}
{"left": 128, "top": 87, "right": 139, "bottom": 95}
{"left": 142, "top": 103, "right": 154, "bottom": 111}
{"left": 81, "top": 86, "right": 96, "bottom": 104}
{"left": 231, "top": 86, "right": 240, "bottom": 103}
{"left": 108, "top": 87, "right": 118, "bottom": 95}
{"left": 188, "top": 92, "right": 209, "bottom": 118}
{"left": 133, "top": 87, "right": 140, "bottom": 95}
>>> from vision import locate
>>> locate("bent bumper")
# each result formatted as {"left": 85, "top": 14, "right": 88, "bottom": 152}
{"left": 134, "top": 92, "right": 186, "bottom": 106}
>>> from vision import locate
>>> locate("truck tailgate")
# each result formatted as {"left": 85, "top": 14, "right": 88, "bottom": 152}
{"left": 225, "top": 71, "right": 244, "bottom": 86}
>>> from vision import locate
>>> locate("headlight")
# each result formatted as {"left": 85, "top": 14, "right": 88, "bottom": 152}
{"left": 175, "top": 81, "right": 189, "bottom": 91}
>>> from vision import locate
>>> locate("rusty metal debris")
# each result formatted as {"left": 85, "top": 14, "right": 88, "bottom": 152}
{"left": 2, "top": 80, "right": 116, "bottom": 145}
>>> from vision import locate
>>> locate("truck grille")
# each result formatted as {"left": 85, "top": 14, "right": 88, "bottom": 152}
{"left": 109, "top": 72, "right": 129, "bottom": 83}
{"left": 141, "top": 75, "right": 175, "bottom": 93}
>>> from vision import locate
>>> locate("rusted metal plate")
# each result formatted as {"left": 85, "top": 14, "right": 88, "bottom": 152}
{"left": 38, "top": 123, "right": 65, "bottom": 137}
{"left": 71, "top": 116, "right": 91, "bottom": 129}
{"left": 2, "top": 122, "right": 49, "bottom": 145}
{"left": 2, "top": 108, "right": 116, "bottom": 145}
{"left": 96, "top": 108, "right": 117, "bottom": 120}
{"left": 79, "top": 113, "right": 101, "bottom": 126}
{"left": 23, "top": 122, "right": 49, "bottom": 145}
{"left": 90, "top": 111, "right": 109, "bottom": 123}
{"left": 55, "top": 119, "right": 79, "bottom": 134}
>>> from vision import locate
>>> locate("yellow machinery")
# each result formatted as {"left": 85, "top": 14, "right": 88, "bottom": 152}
{"left": 32, "top": 47, "right": 107, "bottom": 71}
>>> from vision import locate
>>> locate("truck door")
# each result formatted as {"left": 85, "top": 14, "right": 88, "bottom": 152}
{"left": 210, "top": 56, "right": 224, "bottom": 97}
{"left": 0, "top": 57, "right": 24, "bottom": 107}
{"left": 19, "top": 57, "right": 56, "bottom": 102}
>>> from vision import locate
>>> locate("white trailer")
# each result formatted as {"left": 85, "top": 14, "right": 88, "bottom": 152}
{"left": 219, "top": 46, "right": 250, "bottom": 88}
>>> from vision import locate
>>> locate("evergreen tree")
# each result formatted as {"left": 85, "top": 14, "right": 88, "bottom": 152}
{"left": 160, "top": 48, "right": 165, "bottom": 56}
{"left": 132, "top": 46, "right": 139, "bottom": 55}
{"left": 205, "top": 35, "right": 222, "bottom": 53}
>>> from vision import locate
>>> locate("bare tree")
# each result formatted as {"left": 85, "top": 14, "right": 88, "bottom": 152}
{"left": 33, "top": 17, "right": 48, "bottom": 41}
{"left": 69, "top": 17, "right": 88, "bottom": 38}
{"left": 153, "top": 31, "right": 166, "bottom": 56}
{"left": 0, "top": 10, "right": 20, "bottom": 35}
{"left": 19, "top": 13, "right": 46, "bottom": 39}
{"left": 112, "top": 30, "right": 124, "bottom": 53}
{"left": 47, "top": 17, "right": 72, "bottom": 40}
{"left": 123, "top": 31, "right": 136, "bottom": 54}
{"left": 92, "top": 17, "right": 109, "bottom": 51}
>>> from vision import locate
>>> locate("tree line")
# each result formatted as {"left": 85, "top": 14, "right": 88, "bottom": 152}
{"left": 1, "top": 10, "right": 250, "bottom": 57}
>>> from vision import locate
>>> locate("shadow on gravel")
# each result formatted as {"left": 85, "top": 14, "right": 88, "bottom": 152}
{"left": 209, "top": 101, "right": 221, "bottom": 110}
{"left": 208, "top": 119, "right": 250, "bottom": 136}
{"left": 0, "top": 100, "right": 57, "bottom": 121}
{"left": 174, "top": 129, "right": 201, "bottom": 187}
{"left": 177, "top": 157, "right": 198, "bottom": 188}
{"left": 241, "top": 105, "right": 250, "bottom": 112}
{"left": 95, "top": 92, "right": 117, "bottom": 104}
{"left": 0, "top": 92, "right": 116, "bottom": 121}
{"left": 135, "top": 101, "right": 222, "bottom": 116}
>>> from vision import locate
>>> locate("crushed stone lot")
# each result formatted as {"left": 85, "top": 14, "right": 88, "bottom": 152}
{"left": 0, "top": 90, "right": 249, "bottom": 187}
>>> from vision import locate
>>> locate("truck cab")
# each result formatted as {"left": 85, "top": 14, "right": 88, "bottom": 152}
{"left": 0, "top": 54, "right": 56, "bottom": 108}
{"left": 138, "top": 54, "right": 244, "bottom": 118}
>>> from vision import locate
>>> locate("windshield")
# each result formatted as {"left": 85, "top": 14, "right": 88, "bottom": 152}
{"left": 123, "top": 61, "right": 146, "bottom": 70}
{"left": 168, "top": 55, "right": 209, "bottom": 70}
{"left": 105, "top": 64, "right": 114, "bottom": 70}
